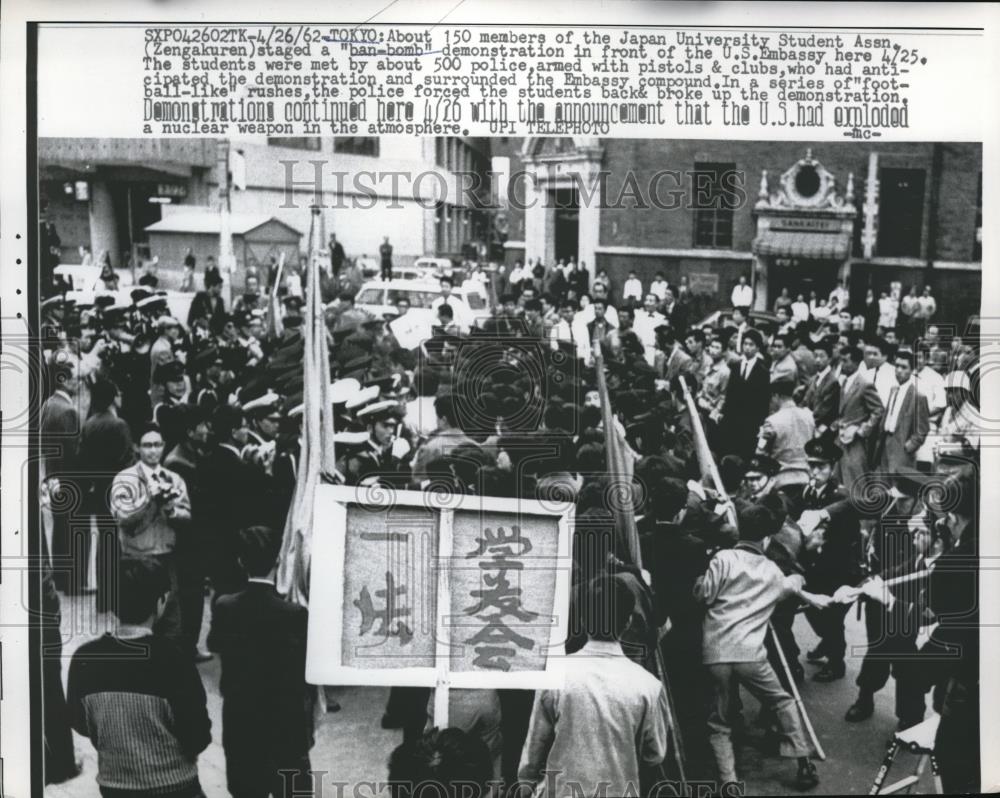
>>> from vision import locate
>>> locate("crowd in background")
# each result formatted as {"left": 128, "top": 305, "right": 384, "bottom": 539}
{"left": 38, "top": 244, "right": 980, "bottom": 796}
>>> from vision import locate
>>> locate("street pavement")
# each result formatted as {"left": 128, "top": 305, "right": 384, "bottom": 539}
{"left": 46, "top": 592, "right": 940, "bottom": 797}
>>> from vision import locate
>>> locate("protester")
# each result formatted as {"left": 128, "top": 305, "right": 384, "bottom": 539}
{"left": 39, "top": 221, "right": 980, "bottom": 795}
{"left": 67, "top": 557, "right": 212, "bottom": 798}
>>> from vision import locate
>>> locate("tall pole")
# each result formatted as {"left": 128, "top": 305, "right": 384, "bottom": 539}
{"left": 217, "top": 139, "right": 235, "bottom": 309}
{"left": 593, "top": 339, "right": 688, "bottom": 783}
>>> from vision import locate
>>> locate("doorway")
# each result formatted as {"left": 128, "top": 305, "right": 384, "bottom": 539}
{"left": 767, "top": 258, "right": 843, "bottom": 309}
{"left": 552, "top": 187, "right": 579, "bottom": 265}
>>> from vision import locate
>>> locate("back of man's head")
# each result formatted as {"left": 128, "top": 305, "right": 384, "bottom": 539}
{"left": 583, "top": 574, "right": 635, "bottom": 642}
{"left": 117, "top": 557, "right": 171, "bottom": 625}
{"left": 237, "top": 526, "right": 281, "bottom": 578}
{"left": 434, "top": 393, "right": 458, "bottom": 429}
{"left": 387, "top": 727, "right": 492, "bottom": 796}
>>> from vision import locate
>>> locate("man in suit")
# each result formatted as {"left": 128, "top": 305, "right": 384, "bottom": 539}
{"left": 830, "top": 346, "right": 883, "bottom": 493}
{"left": 876, "top": 350, "right": 930, "bottom": 473}
{"left": 40, "top": 352, "right": 82, "bottom": 593}
{"left": 768, "top": 333, "right": 800, "bottom": 385}
{"left": 200, "top": 405, "right": 256, "bottom": 600}
{"left": 208, "top": 526, "right": 316, "bottom": 798}
{"left": 77, "top": 378, "right": 134, "bottom": 609}
{"left": 719, "top": 328, "right": 771, "bottom": 460}
{"left": 803, "top": 338, "right": 840, "bottom": 435}
{"left": 165, "top": 405, "right": 215, "bottom": 663}
{"left": 110, "top": 422, "right": 191, "bottom": 642}
{"left": 655, "top": 325, "right": 698, "bottom": 383}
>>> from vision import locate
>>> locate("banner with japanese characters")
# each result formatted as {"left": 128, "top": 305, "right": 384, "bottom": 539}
{"left": 305, "top": 485, "right": 574, "bottom": 689}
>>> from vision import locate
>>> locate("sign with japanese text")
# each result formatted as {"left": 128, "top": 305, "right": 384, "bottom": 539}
{"left": 306, "top": 486, "right": 574, "bottom": 690}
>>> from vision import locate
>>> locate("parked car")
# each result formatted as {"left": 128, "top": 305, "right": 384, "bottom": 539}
{"left": 53, "top": 263, "right": 134, "bottom": 292}
{"left": 413, "top": 256, "right": 455, "bottom": 274}
{"left": 348, "top": 278, "right": 492, "bottom": 328}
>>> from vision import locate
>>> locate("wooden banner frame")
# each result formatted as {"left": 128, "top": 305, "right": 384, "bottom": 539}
{"left": 306, "top": 485, "right": 575, "bottom": 712}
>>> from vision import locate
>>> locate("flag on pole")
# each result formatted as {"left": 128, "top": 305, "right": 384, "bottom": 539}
{"left": 267, "top": 252, "right": 286, "bottom": 340}
{"left": 277, "top": 208, "right": 335, "bottom": 605}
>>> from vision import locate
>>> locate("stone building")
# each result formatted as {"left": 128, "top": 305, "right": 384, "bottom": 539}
{"left": 492, "top": 138, "right": 982, "bottom": 323}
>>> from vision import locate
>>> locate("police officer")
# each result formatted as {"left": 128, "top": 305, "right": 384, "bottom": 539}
{"left": 355, "top": 400, "right": 411, "bottom": 487}
{"left": 797, "top": 436, "right": 863, "bottom": 683}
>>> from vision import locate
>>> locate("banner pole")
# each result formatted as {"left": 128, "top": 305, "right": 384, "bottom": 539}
{"left": 593, "top": 339, "right": 688, "bottom": 783}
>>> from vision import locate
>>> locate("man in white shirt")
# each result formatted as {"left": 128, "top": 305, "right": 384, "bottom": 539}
{"left": 550, "top": 301, "right": 578, "bottom": 351}
{"left": 913, "top": 347, "right": 947, "bottom": 468}
{"left": 650, "top": 272, "right": 669, "bottom": 301}
{"left": 622, "top": 271, "right": 644, "bottom": 304}
{"left": 828, "top": 280, "right": 849, "bottom": 311}
{"left": 916, "top": 286, "right": 937, "bottom": 321}
{"left": 576, "top": 286, "right": 620, "bottom": 329}
{"left": 790, "top": 294, "right": 810, "bottom": 324}
{"left": 430, "top": 276, "right": 473, "bottom": 333}
{"left": 860, "top": 339, "right": 896, "bottom": 406}
{"left": 633, "top": 293, "right": 666, "bottom": 364}
{"left": 731, "top": 275, "right": 753, "bottom": 311}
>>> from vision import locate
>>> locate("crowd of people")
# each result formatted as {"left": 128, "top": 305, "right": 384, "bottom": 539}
{"left": 39, "top": 252, "right": 980, "bottom": 797}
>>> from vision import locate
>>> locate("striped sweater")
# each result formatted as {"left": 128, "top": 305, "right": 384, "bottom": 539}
{"left": 67, "top": 633, "right": 211, "bottom": 793}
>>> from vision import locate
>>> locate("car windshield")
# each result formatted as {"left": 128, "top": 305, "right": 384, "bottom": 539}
{"left": 386, "top": 289, "right": 438, "bottom": 308}
{"left": 357, "top": 288, "right": 384, "bottom": 304}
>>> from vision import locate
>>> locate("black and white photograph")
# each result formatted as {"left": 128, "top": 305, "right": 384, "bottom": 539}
{"left": 31, "top": 133, "right": 983, "bottom": 796}
{"left": 2, "top": 4, "right": 997, "bottom": 798}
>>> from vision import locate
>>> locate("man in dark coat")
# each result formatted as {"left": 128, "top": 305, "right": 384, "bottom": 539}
{"left": 40, "top": 352, "right": 82, "bottom": 593}
{"left": 719, "top": 328, "right": 771, "bottom": 460}
{"left": 199, "top": 405, "right": 257, "bottom": 600}
{"left": 187, "top": 270, "right": 227, "bottom": 329}
{"left": 77, "top": 378, "right": 134, "bottom": 610}
{"left": 208, "top": 526, "right": 316, "bottom": 798}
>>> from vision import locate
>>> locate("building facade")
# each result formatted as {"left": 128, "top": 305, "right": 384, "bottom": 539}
{"left": 39, "top": 136, "right": 492, "bottom": 273}
{"left": 493, "top": 138, "right": 982, "bottom": 325}
{"left": 38, "top": 138, "right": 217, "bottom": 269}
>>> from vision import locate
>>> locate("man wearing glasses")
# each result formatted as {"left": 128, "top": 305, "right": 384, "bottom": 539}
{"left": 110, "top": 422, "right": 191, "bottom": 641}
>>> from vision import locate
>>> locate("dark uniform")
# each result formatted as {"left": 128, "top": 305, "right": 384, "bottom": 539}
{"left": 796, "top": 437, "right": 864, "bottom": 681}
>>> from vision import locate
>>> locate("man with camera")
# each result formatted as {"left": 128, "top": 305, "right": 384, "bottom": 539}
{"left": 110, "top": 422, "right": 191, "bottom": 642}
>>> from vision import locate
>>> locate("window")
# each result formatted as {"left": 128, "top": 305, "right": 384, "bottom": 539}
{"left": 974, "top": 173, "right": 982, "bottom": 261}
{"left": 267, "top": 137, "right": 321, "bottom": 150}
{"left": 357, "top": 288, "right": 386, "bottom": 304}
{"left": 334, "top": 137, "right": 379, "bottom": 157}
{"left": 692, "top": 162, "right": 736, "bottom": 248}
{"left": 877, "top": 167, "right": 925, "bottom": 258}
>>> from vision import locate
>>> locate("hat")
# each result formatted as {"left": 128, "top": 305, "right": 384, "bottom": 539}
{"left": 331, "top": 378, "right": 361, "bottom": 405}
{"left": 944, "top": 371, "right": 971, "bottom": 391}
{"left": 356, "top": 399, "right": 402, "bottom": 424}
{"left": 332, "top": 325, "right": 360, "bottom": 345}
{"left": 130, "top": 287, "right": 156, "bottom": 304}
{"left": 366, "top": 374, "right": 399, "bottom": 396}
{"left": 345, "top": 384, "right": 380, "bottom": 411}
{"left": 192, "top": 346, "right": 224, "bottom": 370}
{"left": 156, "top": 314, "right": 181, "bottom": 330}
{"left": 243, "top": 389, "right": 282, "bottom": 415}
{"left": 337, "top": 354, "right": 373, "bottom": 380}
{"left": 804, "top": 436, "right": 842, "bottom": 464}
{"left": 153, "top": 360, "right": 185, "bottom": 384}
{"left": 744, "top": 453, "right": 780, "bottom": 478}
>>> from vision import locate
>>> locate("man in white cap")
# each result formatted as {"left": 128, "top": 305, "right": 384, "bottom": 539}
{"left": 355, "top": 400, "right": 411, "bottom": 486}
{"left": 149, "top": 316, "right": 182, "bottom": 406}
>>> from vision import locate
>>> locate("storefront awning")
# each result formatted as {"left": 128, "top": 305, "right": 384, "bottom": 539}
{"left": 753, "top": 230, "right": 850, "bottom": 261}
